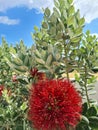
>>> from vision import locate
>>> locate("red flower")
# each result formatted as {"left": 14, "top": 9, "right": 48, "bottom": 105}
{"left": 30, "top": 68, "right": 38, "bottom": 77}
{"left": 30, "top": 68, "right": 46, "bottom": 82}
{"left": 12, "top": 75, "right": 18, "bottom": 83}
{"left": 28, "top": 79, "right": 82, "bottom": 130}
{"left": 0, "top": 85, "right": 4, "bottom": 96}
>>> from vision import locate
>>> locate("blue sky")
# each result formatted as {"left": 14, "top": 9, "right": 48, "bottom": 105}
{"left": 0, "top": 0, "right": 98, "bottom": 47}
{"left": 0, "top": 7, "right": 43, "bottom": 46}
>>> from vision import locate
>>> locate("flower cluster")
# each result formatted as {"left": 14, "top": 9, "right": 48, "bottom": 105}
{"left": 28, "top": 79, "right": 82, "bottom": 130}
{"left": 12, "top": 75, "right": 18, "bottom": 83}
{"left": 30, "top": 67, "right": 46, "bottom": 82}
{"left": 0, "top": 85, "right": 4, "bottom": 96}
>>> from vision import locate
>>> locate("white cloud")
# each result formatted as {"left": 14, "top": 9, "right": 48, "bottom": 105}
{"left": 0, "top": 0, "right": 54, "bottom": 12}
{"left": 74, "top": 0, "right": 98, "bottom": 23}
{"left": 0, "top": 0, "right": 98, "bottom": 23}
{"left": 91, "top": 33, "right": 98, "bottom": 38}
{"left": 0, "top": 16, "right": 19, "bottom": 25}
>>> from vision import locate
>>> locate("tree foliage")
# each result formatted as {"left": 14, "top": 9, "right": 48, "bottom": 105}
{"left": 0, "top": 0, "right": 98, "bottom": 129}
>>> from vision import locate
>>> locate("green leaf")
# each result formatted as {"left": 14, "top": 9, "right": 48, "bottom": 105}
{"left": 9, "top": 47, "right": 16, "bottom": 54}
{"left": 24, "top": 56, "right": 29, "bottom": 66}
{"left": 79, "top": 17, "right": 85, "bottom": 26}
{"left": 15, "top": 125, "right": 24, "bottom": 130}
{"left": 75, "top": 73, "right": 80, "bottom": 81}
{"left": 18, "top": 52, "right": 25, "bottom": 61}
{"left": 54, "top": 0, "right": 60, "bottom": 8}
{"left": 59, "top": 0, "right": 69, "bottom": 9}
{"left": 20, "top": 102, "right": 27, "bottom": 111}
{"left": 87, "top": 106, "right": 97, "bottom": 117}
{"left": 89, "top": 116, "right": 98, "bottom": 128}
{"left": 55, "top": 53, "right": 61, "bottom": 60}
{"left": 76, "top": 124, "right": 91, "bottom": 130}
{"left": 71, "top": 36, "right": 81, "bottom": 43}
{"left": 89, "top": 90, "right": 96, "bottom": 95}
{"left": 35, "top": 49, "right": 42, "bottom": 58}
{"left": 18, "top": 78, "right": 28, "bottom": 84}
{"left": 58, "top": 18, "right": 65, "bottom": 30}
{"left": 75, "top": 9, "right": 80, "bottom": 19}
{"left": 86, "top": 30, "right": 90, "bottom": 35}
{"left": 56, "top": 32, "right": 63, "bottom": 39}
{"left": 44, "top": 8, "right": 50, "bottom": 17}
{"left": 49, "top": 14, "right": 57, "bottom": 23}
{"left": 75, "top": 27, "right": 83, "bottom": 36}
{"left": 0, "top": 108, "right": 3, "bottom": 115}
{"left": 81, "top": 115, "right": 89, "bottom": 125}
{"left": 42, "top": 22, "right": 48, "bottom": 29}
{"left": 63, "top": 10, "right": 67, "bottom": 19}
{"left": 68, "top": 5, "right": 75, "bottom": 16}
{"left": 34, "top": 26, "right": 39, "bottom": 31}
{"left": 67, "top": 0, "right": 73, "bottom": 4}
{"left": 53, "top": 7, "right": 61, "bottom": 18}
{"left": 49, "top": 27, "right": 56, "bottom": 35}
{"left": 46, "top": 54, "right": 52, "bottom": 66}
{"left": 92, "top": 67, "right": 98, "bottom": 72}
{"left": 67, "top": 15, "right": 75, "bottom": 26}
{"left": 82, "top": 102, "right": 88, "bottom": 115}
{"left": 14, "top": 65, "right": 28, "bottom": 72}
{"left": 48, "top": 45, "right": 54, "bottom": 53}
{"left": 12, "top": 58, "right": 23, "bottom": 66}
{"left": 36, "top": 58, "right": 45, "bottom": 64}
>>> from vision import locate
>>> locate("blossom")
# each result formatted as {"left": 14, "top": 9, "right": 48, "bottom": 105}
{"left": 30, "top": 67, "right": 38, "bottom": 77}
{"left": 30, "top": 67, "right": 46, "bottom": 82}
{"left": 12, "top": 75, "right": 18, "bottom": 83}
{"left": 0, "top": 85, "right": 4, "bottom": 96}
{"left": 28, "top": 79, "right": 82, "bottom": 130}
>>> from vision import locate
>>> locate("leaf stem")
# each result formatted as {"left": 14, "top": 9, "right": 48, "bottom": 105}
{"left": 63, "top": 39, "right": 69, "bottom": 80}
{"left": 84, "top": 64, "right": 90, "bottom": 108}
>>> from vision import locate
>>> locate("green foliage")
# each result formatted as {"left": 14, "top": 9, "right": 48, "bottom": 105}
{"left": 75, "top": 31, "right": 98, "bottom": 105}
{"left": 9, "top": 40, "right": 35, "bottom": 71}
{"left": 0, "top": 0, "right": 98, "bottom": 129}
{"left": 76, "top": 103, "right": 98, "bottom": 130}
{"left": 34, "top": 44, "right": 63, "bottom": 78}
{"left": 33, "top": 0, "right": 85, "bottom": 49}
{"left": 32, "top": 0, "right": 85, "bottom": 80}
{"left": 0, "top": 38, "right": 12, "bottom": 86}
{"left": 0, "top": 39, "right": 32, "bottom": 129}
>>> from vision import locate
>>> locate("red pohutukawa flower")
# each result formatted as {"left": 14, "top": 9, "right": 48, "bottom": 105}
{"left": 30, "top": 67, "right": 38, "bottom": 77}
{"left": 28, "top": 79, "right": 82, "bottom": 130}
{"left": 0, "top": 85, "right": 4, "bottom": 96}
{"left": 12, "top": 75, "right": 18, "bottom": 83}
{"left": 30, "top": 67, "right": 46, "bottom": 81}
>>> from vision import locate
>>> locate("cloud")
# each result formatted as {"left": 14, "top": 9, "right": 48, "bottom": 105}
{"left": 0, "top": 0, "right": 98, "bottom": 23}
{"left": 74, "top": 0, "right": 98, "bottom": 23}
{"left": 0, "top": 0, "right": 54, "bottom": 12}
{"left": 0, "top": 16, "right": 20, "bottom": 25}
{"left": 91, "top": 33, "right": 98, "bottom": 38}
